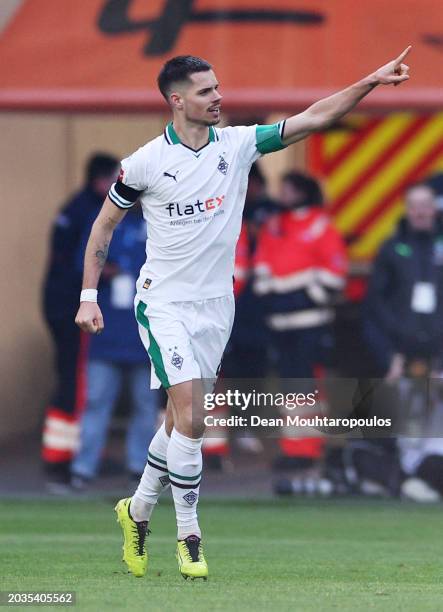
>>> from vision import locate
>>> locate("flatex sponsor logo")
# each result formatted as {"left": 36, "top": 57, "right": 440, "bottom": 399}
{"left": 165, "top": 195, "right": 225, "bottom": 217}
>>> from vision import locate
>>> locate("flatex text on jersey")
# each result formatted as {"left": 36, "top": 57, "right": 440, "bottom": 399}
{"left": 165, "top": 195, "right": 225, "bottom": 217}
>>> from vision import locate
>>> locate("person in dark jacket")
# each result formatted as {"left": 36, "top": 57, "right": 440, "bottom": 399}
{"left": 71, "top": 207, "right": 158, "bottom": 486}
{"left": 362, "top": 182, "right": 443, "bottom": 501}
{"left": 365, "top": 182, "right": 443, "bottom": 378}
{"left": 42, "top": 153, "right": 118, "bottom": 489}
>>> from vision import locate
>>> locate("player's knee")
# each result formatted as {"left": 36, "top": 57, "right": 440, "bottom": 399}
{"left": 175, "top": 403, "right": 205, "bottom": 438}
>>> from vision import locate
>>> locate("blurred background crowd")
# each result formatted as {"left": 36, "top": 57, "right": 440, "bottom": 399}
{"left": 2, "top": 0, "right": 443, "bottom": 504}
{"left": 37, "top": 151, "right": 443, "bottom": 503}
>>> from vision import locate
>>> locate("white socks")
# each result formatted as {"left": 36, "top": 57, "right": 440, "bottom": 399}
{"left": 130, "top": 424, "right": 203, "bottom": 540}
{"left": 167, "top": 429, "right": 203, "bottom": 540}
{"left": 130, "top": 422, "right": 171, "bottom": 522}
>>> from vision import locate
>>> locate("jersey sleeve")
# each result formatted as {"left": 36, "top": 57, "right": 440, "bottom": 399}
{"left": 108, "top": 147, "right": 149, "bottom": 209}
{"left": 234, "top": 122, "right": 287, "bottom": 167}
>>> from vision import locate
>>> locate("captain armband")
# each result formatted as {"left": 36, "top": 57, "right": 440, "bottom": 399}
{"left": 108, "top": 181, "right": 143, "bottom": 209}
{"left": 255, "top": 121, "right": 287, "bottom": 155}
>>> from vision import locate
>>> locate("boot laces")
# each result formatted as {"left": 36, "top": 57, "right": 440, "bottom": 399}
{"left": 131, "top": 521, "right": 150, "bottom": 556}
{"left": 182, "top": 535, "right": 201, "bottom": 562}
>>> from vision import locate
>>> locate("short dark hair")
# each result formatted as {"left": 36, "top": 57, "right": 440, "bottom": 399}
{"left": 157, "top": 55, "right": 212, "bottom": 101}
{"left": 86, "top": 153, "right": 118, "bottom": 185}
{"left": 282, "top": 171, "right": 324, "bottom": 207}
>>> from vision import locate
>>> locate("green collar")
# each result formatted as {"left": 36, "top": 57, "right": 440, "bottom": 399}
{"left": 165, "top": 122, "right": 216, "bottom": 147}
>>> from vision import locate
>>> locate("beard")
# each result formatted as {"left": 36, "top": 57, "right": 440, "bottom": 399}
{"left": 185, "top": 109, "right": 221, "bottom": 127}
{"left": 194, "top": 116, "right": 221, "bottom": 127}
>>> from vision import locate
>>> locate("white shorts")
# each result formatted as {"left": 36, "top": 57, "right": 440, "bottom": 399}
{"left": 135, "top": 295, "right": 235, "bottom": 389}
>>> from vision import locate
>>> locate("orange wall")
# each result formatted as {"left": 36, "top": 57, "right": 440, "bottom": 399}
{"left": 2, "top": 0, "right": 442, "bottom": 111}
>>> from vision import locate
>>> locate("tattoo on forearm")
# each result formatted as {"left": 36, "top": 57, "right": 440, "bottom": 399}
{"left": 95, "top": 242, "right": 109, "bottom": 268}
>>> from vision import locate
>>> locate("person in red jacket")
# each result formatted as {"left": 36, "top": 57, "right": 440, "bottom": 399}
{"left": 254, "top": 171, "right": 348, "bottom": 470}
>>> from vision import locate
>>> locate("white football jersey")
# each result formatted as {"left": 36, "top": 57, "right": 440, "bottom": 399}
{"left": 108, "top": 121, "right": 286, "bottom": 302}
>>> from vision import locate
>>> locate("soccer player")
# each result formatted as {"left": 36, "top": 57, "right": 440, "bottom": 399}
{"left": 75, "top": 49, "right": 411, "bottom": 580}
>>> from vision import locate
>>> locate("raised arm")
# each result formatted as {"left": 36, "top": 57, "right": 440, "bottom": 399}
{"left": 282, "top": 46, "right": 411, "bottom": 146}
{"left": 75, "top": 196, "right": 128, "bottom": 334}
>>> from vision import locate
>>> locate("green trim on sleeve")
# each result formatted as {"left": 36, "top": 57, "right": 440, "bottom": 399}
{"left": 256, "top": 122, "right": 287, "bottom": 155}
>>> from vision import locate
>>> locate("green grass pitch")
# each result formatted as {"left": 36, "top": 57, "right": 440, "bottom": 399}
{"left": 1, "top": 497, "right": 443, "bottom": 611}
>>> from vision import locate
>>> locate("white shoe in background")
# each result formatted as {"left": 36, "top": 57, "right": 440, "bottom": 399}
{"left": 401, "top": 477, "right": 441, "bottom": 503}
{"left": 235, "top": 434, "right": 264, "bottom": 454}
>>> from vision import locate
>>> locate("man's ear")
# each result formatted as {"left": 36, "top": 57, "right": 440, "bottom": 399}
{"left": 170, "top": 92, "right": 184, "bottom": 110}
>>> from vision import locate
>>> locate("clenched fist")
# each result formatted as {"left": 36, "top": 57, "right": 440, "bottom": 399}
{"left": 75, "top": 302, "right": 104, "bottom": 334}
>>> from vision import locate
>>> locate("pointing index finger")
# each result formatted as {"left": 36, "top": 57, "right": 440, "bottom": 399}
{"left": 395, "top": 45, "right": 412, "bottom": 65}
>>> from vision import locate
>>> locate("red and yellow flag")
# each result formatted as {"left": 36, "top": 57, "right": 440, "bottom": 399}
{"left": 309, "top": 113, "right": 443, "bottom": 260}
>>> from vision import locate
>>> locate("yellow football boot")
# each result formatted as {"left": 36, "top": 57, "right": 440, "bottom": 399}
{"left": 115, "top": 497, "right": 149, "bottom": 577}
{"left": 176, "top": 535, "right": 208, "bottom": 580}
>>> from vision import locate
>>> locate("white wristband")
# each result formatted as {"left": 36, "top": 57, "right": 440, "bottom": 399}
{"left": 80, "top": 289, "right": 98, "bottom": 303}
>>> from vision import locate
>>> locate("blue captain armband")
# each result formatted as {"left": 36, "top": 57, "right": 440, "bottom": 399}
{"left": 256, "top": 121, "right": 287, "bottom": 155}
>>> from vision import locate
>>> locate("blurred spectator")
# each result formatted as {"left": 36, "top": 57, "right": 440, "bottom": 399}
{"left": 71, "top": 206, "right": 158, "bottom": 488}
{"left": 253, "top": 171, "right": 348, "bottom": 469}
{"left": 217, "top": 164, "right": 278, "bottom": 458}
{"left": 41, "top": 153, "right": 118, "bottom": 490}
{"left": 241, "top": 163, "right": 280, "bottom": 242}
{"left": 364, "top": 182, "right": 443, "bottom": 378}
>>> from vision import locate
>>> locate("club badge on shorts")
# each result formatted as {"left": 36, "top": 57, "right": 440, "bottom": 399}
{"left": 171, "top": 352, "right": 184, "bottom": 369}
